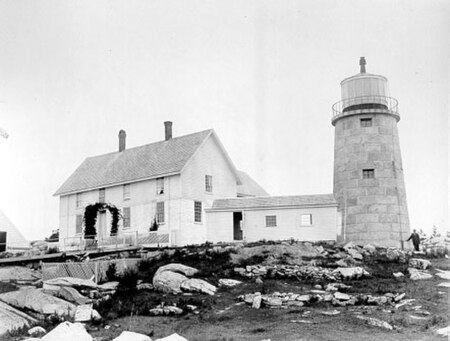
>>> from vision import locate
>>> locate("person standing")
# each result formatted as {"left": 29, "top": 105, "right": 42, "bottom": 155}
{"left": 406, "top": 229, "right": 421, "bottom": 251}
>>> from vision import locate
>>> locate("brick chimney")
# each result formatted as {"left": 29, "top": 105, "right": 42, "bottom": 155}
{"left": 164, "top": 121, "right": 172, "bottom": 141}
{"left": 118, "top": 129, "right": 126, "bottom": 152}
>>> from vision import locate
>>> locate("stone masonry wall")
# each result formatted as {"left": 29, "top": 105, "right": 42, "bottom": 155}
{"left": 333, "top": 113, "right": 410, "bottom": 247}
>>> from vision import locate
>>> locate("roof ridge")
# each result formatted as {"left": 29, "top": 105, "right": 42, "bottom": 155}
{"left": 54, "top": 128, "right": 216, "bottom": 196}
{"left": 85, "top": 129, "right": 213, "bottom": 160}
{"left": 219, "top": 193, "right": 334, "bottom": 200}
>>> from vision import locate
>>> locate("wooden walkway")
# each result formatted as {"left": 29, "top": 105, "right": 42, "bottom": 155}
{"left": 0, "top": 246, "right": 140, "bottom": 266}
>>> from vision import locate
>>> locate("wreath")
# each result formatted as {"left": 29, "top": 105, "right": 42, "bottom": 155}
{"left": 83, "top": 202, "right": 121, "bottom": 238}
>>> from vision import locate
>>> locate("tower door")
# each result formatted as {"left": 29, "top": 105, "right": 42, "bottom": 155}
{"left": 233, "top": 212, "right": 243, "bottom": 241}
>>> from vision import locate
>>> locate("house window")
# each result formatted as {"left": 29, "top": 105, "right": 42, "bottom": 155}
{"left": 362, "top": 169, "right": 375, "bottom": 179}
{"left": 123, "top": 184, "right": 130, "bottom": 201}
{"left": 156, "top": 177, "right": 164, "bottom": 195}
{"left": 76, "top": 193, "right": 82, "bottom": 209}
{"left": 123, "top": 207, "right": 131, "bottom": 228}
{"left": 156, "top": 202, "right": 165, "bottom": 223}
{"left": 194, "top": 201, "right": 202, "bottom": 223}
{"left": 205, "top": 175, "right": 213, "bottom": 193}
{"left": 265, "top": 215, "right": 277, "bottom": 227}
{"left": 301, "top": 214, "right": 312, "bottom": 225}
{"left": 76, "top": 215, "right": 83, "bottom": 234}
{"left": 360, "top": 118, "right": 372, "bottom": 127}
{"left": 99, "top": 188, "right": 105, "bottom": 203}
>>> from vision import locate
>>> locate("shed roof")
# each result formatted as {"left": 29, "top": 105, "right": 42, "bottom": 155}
{"left": 55, "top": 129, "right": 240, "bottom": 196}
{"left": 209, "top": 194, "right": 337, "bottom": 211}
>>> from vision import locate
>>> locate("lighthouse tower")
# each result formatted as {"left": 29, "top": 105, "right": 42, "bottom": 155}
{"left": 332, "top": 57, "right": 410, "bottom": 248}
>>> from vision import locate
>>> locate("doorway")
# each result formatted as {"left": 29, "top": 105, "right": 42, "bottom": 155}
{"left": 233, "top": 212, "right": 243, "bottom": 241}
{"left": 98, "top": 211, "right": 107, "bottom": 241}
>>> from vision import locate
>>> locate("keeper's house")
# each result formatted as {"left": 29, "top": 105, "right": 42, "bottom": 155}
{"left": 54, "top": 122, "right": 339, "bottom": 247}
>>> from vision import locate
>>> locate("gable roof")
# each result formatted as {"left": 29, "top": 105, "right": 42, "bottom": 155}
{"left": 237, "top": 171, "right": 269, "bottom": 197}
{"left": 55, "top": 129, "right": 240, "bottom": 196}
{"left": 208, "top": 194, "right": 337, "bottom": 211}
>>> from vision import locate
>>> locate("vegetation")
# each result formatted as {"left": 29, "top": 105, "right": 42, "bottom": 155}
{"left": 105, "top": 262, "right": 118, "bottom": 282}
{"left": 45, "top": 229, "right": 59, "bottom": 242}
{"left": 83, "top": 203, "right": 121, "bottom": 238}
{"left": 149, "top": 218, "right": 159, "bottom": 232}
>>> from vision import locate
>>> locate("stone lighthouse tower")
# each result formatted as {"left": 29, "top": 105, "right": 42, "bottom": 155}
{"left": 332, "top": 57, "right": 410, "bottom": 248}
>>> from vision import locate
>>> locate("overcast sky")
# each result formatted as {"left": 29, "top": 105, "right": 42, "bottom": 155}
{"left": 0, "top": 0, "right": 448, "bottom": 241}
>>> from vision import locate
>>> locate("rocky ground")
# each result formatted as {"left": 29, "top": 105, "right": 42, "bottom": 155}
{"left": 0, "top": 240, "right": 449, "bottom": 340}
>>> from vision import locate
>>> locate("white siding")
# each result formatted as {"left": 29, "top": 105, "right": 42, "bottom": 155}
{"left": 206, "top": 206, "right": 338, "bottom": 243}
{"left": 175, "top": 135, "right": 238, "bottom": 245}
{"left": 58, "top": 134, "right": 240, "bottom": 247}
{"left": 58, "top": 175, "right": 182, "bottom": 246}
{"left": 206, "top": 211, "right": 234, "bottom": 243}
{"left": 181, "top": 135, "right": 237, "bottom": 202}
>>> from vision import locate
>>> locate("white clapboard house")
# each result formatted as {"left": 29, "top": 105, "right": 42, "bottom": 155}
{"left": 55, "top": 122, "right": 339, "bottom": 247}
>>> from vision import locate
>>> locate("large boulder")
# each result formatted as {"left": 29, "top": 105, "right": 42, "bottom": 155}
{"left": 355, "top": 316, "right": 393, "bottom": 330}
{"left": 436, "top": 326, "right": 450, "bottom": 337}
{"left": 333, "top": 267, "right": 369, "bottom": 280}
{"left": 435, "top": 269, "right": 450, "bottom": 280}
{"left": 53, "top": 287, "right": 91, "bottom": 305}
{"left": 112, "top": 331, "right": 152, "bottom": 341}
{"left": 153, "top": 264, "right": 216, "bottom": 295}
{"left": 40, "top": 322, "right": 92, "bottom": 341}
{"left": 347, "top": 249, "right": 363, "bottom": 260}
{"left": 0, "top": 289, "right": 76, "bottom": 317}
{"left": 0, "top": 266, "right": 41, "bottom": 282}
{"left": 180, "top": 278, "right": 217, "bottom": 296}
{"left": 156, "top": 334, "right": 189, "bottom": 341}
{"left": 28, "top": 326, "right": 47, "bottom": 337}
{"left": 74, "top": 304, "right": 101, "bottom": 322}
{"left": 154, "top": 264, "right": 198, "bottom": 278}
{"left": 43, "top": 277, "right": 98, "bottom": 290}
{"left": 218, "top": 279, "right": 242, "bottom": 287}
{"left": 408, "top": 268, "right": 433, "bottom": 281}
{"left": 334, "top": 292, "right": 351, "bottom": 301}
{"left": 408, "top": 258, "right": 431, "bottom": 270}
{"left": 362, "top": 244, "right": 377, "bottom": 254}
{"left": 343, "top": 241, "right": 357, "bottom": 251}
{"left": 0, "top": 301, "right": 37, "bottom": 336}
{"left": 98, "top": 281, "right": 119, "bottom": 291}
{"left": 153, "top": 271, "right": 190, "bottom": 294}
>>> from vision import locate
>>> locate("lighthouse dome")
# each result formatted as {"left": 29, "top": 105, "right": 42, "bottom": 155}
{"left": 332, "top": 57, "right": 399, "bottom": 125}
{"left": 341, "top": 73, "right": 390, "bottom": 101}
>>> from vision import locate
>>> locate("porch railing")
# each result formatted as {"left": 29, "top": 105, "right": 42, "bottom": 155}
{"left": 59, "top": 231, "right": 170, "bottom": 252}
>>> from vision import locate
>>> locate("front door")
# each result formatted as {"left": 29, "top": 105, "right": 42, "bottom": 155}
{"left": 233, "top": 212, "right": 243, "bottom": 241}
{"left": 98, "top": 212, "right": 107, "bottom": 241}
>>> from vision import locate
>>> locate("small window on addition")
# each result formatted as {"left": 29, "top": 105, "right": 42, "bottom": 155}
{"left": 360, "top": 118, "right": 372, "bottom": 127}
{"left": 194, "top": 201, "right": 202, "bottom": 223}
{"left": 301, "top": 214, "right": 312, "bottom": 225}
{"left": 265, "top": 215, "right": 277, "bottom": 227}
{"left": 362, "top": 169, "right": 375, "bottom": 179}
